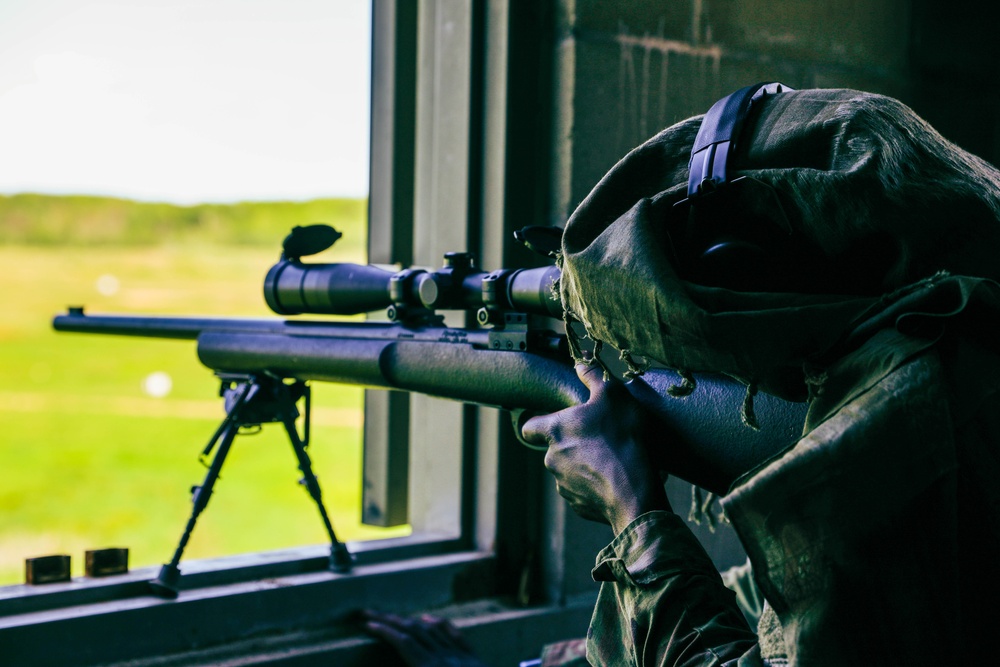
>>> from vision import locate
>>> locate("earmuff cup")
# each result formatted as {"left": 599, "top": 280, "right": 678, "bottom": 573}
{"left": 670, "top": 83, "right": 899, "bottom": 296}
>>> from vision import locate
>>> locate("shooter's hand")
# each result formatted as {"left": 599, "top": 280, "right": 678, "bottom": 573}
{"left": 363, "top": 610, "right": 489, "bottom": 667}
{"left": 521, "top": 363, "right": 670, "bottom": 535}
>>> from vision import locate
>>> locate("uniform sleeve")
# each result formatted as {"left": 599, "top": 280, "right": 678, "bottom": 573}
{"left": 585, "top": 511, "right": 762, "bottom": 667}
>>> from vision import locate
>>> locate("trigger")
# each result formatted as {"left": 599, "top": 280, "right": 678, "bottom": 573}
{"left": 510, "top": 409, "right": 547, "bottom": 451}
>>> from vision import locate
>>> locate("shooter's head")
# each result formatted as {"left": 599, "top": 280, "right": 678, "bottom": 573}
{"left": 559, "top": 87, "right": 1000, "bottom": 399}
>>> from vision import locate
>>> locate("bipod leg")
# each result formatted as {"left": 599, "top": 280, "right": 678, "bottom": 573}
{"left": 150, "top": 381, "right": 258, "bottom": 598}
{"left": 277, "top": 384, "right": 353, "bottom": 573}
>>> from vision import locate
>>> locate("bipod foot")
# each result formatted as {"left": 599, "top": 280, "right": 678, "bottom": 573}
{"left": 330, "top": 543, "right": 354, "bottom": 574}
{"left": 149, "top": 563, "right": 181, "bottom": 599}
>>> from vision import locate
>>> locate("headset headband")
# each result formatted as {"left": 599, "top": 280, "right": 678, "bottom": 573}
{"left": 687, "top": 82, "right": 792, "bottom": 199}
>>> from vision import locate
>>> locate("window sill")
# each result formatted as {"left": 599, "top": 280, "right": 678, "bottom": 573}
{"left": 0, "top": 534, "right": 517, "bottom": 666}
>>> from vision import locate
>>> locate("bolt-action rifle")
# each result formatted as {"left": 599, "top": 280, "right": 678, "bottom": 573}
{"left": 53, "top": 224, "right": 806, "bottom": 597}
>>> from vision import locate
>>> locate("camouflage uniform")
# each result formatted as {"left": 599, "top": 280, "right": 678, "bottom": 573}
{"left": 559, "top": 89, "right": 1000, "bottom": 666}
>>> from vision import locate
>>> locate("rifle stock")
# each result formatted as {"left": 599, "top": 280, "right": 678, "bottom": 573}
{"left": 53, "top": 309, "right": 806, "bottom": 494}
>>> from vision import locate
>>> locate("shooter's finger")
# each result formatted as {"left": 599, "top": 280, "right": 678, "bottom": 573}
{"left": 576, "top": 361, "right": 610, "bottom": 400}
{"left": 521, "top": 411, "right": 561, "bottom": 447}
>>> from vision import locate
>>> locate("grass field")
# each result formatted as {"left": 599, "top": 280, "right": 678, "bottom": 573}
{"left": 0, "top": 233, "right": 408, "bottom": 585}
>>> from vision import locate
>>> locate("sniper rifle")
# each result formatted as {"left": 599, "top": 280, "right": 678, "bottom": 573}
{"left": 53, "top": 224, "right": 807, "bottom": 596}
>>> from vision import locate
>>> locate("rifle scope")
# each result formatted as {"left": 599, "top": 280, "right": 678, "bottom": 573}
{"left": 264, "top": 252, "right": 562, "bottom": 320}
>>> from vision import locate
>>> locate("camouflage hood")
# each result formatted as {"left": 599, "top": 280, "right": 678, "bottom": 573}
{"left": 559, "top": 88, "right": 1000, "bottom": 399}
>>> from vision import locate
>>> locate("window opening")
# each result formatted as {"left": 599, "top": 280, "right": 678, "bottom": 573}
{"left": 0, "top": 0, "right": 408, "bottom": 587}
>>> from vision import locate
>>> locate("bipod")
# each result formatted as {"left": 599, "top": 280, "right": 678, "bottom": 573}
{"left": 150, "top": 372, "right": 353, "bottom": 598}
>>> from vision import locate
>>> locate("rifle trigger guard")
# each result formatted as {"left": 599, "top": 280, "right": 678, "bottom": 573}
{"left": 510, "top": 408, "right": 547, "bottom": 452}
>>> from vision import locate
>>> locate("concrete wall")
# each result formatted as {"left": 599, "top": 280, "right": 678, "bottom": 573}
{"left": 552, "top": 0, "right": 1000, "bottom": 222}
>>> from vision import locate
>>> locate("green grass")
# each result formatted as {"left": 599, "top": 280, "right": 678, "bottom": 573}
{"left": 0, "top": 218, "right": 408, "bottom": 585}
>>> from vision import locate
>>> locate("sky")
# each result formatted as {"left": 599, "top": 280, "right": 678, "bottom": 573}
{"left": 0, "top": 0, "right": 370, "bottom": 203}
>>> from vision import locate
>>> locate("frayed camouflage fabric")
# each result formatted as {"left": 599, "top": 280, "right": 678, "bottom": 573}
{"left": 583, "top": 274, "right": 1000, "bottom": 666}
{"left": 721, "top": 275, "right": 1000, "bottom": 665}
{"left": 564, "top": 89, "right": 1000, "bottom": 665}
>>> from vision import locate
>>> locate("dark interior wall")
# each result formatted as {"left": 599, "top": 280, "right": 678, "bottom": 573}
{"left": 553, "top": 0, "right": 1000, "bottom": 220}
{"left": 906, "top": 0, "right": 1000, "bottom": 164}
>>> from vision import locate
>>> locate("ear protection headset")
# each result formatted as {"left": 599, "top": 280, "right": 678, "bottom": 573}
{"left": 687, "top": 82, "right": 792, "bottom": 198}
{"left": 667, "top": 81, "right": 888, "bottom": 295}
{"left": 668, "top": 82, "right": 807, "bottom": 292}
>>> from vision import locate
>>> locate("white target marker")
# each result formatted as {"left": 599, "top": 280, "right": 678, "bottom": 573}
{"left": 142, "top": 371, "right": 173, "bottom": 398}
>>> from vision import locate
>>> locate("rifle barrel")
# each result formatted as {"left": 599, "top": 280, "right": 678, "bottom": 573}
{"left": 52, "top": 310, "right": 493, "bottom": 345}
{"left": 53, "top": 311, "right": 293, "bottom": 340}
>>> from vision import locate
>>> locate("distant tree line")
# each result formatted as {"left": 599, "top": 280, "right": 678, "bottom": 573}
{"left": 0, "top": 193, "right": 367, "bottom": 247}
